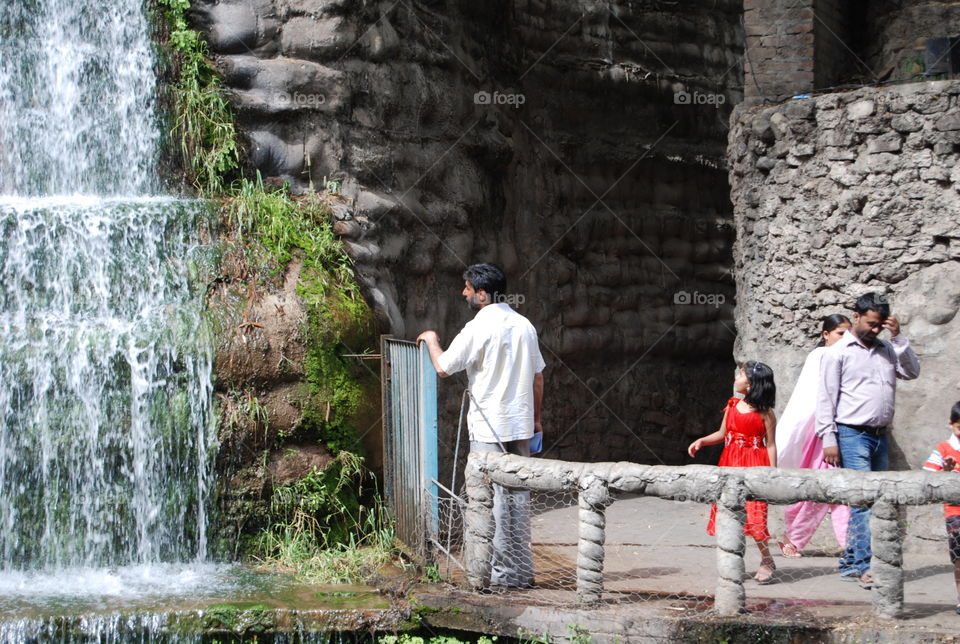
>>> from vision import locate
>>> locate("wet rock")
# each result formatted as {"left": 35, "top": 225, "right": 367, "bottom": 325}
{"left": 268, "top": 443, "right": 335, "bottom": 485}
{"left": 196, "top": 0, "right": 740, "bottom": 476}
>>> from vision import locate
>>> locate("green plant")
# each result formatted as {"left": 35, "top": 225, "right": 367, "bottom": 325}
{"left": 901, "top": 53, "right": 926, "bottom": 82}
{"left": 251, "top": 452, "right": 395, "bottom": 583}
{"left": 379, "top": 635, "right": 497, "bottom": 644}
{"left": 517, "top": 629, "right": 551, "bottom": 644}
{"left": 222, "top": 176, "right": 373, "bottom": 453}
{"left": 422, "top": 563, "right": 442, "bottom": 583}
{"left": 156, "top": 0, "right": 240, "bottom": 194}
{"left": 323, "top": 176, "right": 342, "bottom": 194}
{"left": 566, "top": 625, "right": 592, "bottom": 644}
{"left": 222, "top": 388, "right": 269, "bottom": 431}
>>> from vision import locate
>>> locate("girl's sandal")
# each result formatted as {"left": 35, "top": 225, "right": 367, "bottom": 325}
{"left": 777, "top": 540, "right": 802, "bottom": 558}
{"left": 754, "top": 559, "right": 776, "bottom": 585}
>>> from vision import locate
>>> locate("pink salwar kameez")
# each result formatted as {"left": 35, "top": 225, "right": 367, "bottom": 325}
{"left": 777, "top": 347, "right": 850, "bottom": 551}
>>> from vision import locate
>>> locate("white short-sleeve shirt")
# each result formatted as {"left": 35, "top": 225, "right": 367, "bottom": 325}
{"left": 436, "top": 303, "right": 545, "bottom": 443}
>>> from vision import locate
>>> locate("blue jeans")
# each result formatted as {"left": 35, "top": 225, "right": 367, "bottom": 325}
{"left": 837, "top": 424, "right": 889, "bottom": 577}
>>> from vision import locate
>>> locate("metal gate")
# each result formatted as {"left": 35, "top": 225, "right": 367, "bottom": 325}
{"left": 381, "top": 337, "right": 438, "bottom": 559}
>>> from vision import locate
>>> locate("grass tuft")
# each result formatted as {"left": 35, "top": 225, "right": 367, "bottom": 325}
{"left": 156, "top": 0, "right": 240, "bottom": 195}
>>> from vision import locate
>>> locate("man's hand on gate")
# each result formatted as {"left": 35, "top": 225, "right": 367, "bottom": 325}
{"left": 823, "top": 445, "right": 841, "bottom": 466}
{"left": 416, "top": 330, "right": 439, "bottom": 347}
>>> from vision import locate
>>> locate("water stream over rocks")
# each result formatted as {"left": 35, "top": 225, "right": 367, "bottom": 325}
{"left": 0, "top": 0, "right": 238, "bottom": 636}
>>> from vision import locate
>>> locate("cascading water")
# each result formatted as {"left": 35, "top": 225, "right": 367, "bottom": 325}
{"left": 0, "top": 0, "right": 225, "bottom": 618}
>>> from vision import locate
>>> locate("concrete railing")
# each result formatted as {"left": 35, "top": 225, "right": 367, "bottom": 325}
{"left": 463, "top": 452, "right": 960, "bottom": 618}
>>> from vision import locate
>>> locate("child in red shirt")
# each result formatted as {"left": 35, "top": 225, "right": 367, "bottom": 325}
{"left": 922, "top": 401, "right": 960, "bottom": 614}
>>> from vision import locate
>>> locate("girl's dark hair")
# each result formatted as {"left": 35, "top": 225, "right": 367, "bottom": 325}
{"left": 742, "top": 360, "right": 776, "bottom": 412}
{"left": 951, "top": 401, "right": 960, "bottom": 424}
{"left": 815, "top": 313, "right": 852, "bottom": 347}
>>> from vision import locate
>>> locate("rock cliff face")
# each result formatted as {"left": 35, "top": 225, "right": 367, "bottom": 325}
{"left": 729, "top": 82, "right": 960, "bottom": 548}
{"left": 729, "top": 81, "right": 960, "bottom": 467}
{"left": 192, "top": 0, "right": 745, "bottom": 471}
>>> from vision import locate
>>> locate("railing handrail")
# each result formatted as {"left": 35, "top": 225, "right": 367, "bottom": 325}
{"left": 462, "top": 451, "right": 960, "bottom": 619}
{"left": 468, "top": 452, "right": 960, "bottom": 504}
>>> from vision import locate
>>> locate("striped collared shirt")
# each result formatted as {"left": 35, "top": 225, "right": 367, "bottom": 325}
{"left": 815, "top": 329, "right": 920, "bottom": 449}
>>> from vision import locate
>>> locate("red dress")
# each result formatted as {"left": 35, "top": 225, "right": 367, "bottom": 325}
{"left": 707, "top": 397, "right": 771, "bottom": 541}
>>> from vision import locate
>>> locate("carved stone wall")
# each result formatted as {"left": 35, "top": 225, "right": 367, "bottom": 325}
{"left": 729, "top": 81, "right": 960, "bottom": 541}
{"left": 192, "top": 0, "right": 746, "bottom": 474}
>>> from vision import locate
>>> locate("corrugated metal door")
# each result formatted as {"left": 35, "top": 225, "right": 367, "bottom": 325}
{"left": 381, "top": 337, "right": 438, "bottom": 559}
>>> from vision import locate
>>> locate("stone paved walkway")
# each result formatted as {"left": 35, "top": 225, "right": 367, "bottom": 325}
{"left": 433, "top": 494, "right": 960, "bottom": 640}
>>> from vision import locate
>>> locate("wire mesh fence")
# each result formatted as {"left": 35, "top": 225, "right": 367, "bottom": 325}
{"left": 426, "top": 465, "right": 960, "bottom": 618}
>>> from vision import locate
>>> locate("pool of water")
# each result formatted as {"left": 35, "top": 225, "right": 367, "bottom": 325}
{"left": 0, "top": 565, "right": 396, "bottom": 642}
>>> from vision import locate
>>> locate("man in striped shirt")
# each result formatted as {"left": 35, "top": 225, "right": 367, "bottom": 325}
{"left": 815, "top": 292, "right": 921, "bottom": 588}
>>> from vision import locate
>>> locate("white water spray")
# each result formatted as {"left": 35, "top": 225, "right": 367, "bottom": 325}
{"left": 0, "top": 0, "right": 217, "bottom": 577}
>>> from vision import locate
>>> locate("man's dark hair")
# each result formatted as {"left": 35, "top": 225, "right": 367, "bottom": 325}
{"left": 853, "top": 292, "right": 890, "bottom": 318}
{"left": 951, "top": 401, "right": 960, "bottom": 424}
{"left": 463, "top": 263, "right": 506, "bottom": 302}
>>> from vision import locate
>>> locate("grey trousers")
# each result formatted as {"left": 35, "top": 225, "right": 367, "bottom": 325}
{"left": 470, "top": 438, "right": 533, "bottom": 587}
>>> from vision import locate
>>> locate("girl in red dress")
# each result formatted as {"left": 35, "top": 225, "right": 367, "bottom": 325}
{"left": 688, "top": 361, "right": 778, "bottom": 583}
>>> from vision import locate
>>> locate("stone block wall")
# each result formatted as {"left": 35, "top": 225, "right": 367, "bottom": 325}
{"left": 744, "top": 0, "right": 816, "bottom": 103}
{"left": 745, "top": 0, "right": 960, "bottom": 102}
{"left": 191, "top": 0, "right": 746, "bottom": 477}
{"left": 728, "top": 81, "right": 960, "bottom": 543}
{"left": 729, "top": 81, "right": 960, "bottom": 550}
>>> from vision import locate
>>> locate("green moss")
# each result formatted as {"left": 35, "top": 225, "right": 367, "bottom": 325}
{"left": 222, "top": 177, "right": 375, "bottom": 453}
{"left": 203, "top": 602, "right": 274, "bottom": 633}
{"left": 154, "top": 0, "right": 388, "bottom": 581}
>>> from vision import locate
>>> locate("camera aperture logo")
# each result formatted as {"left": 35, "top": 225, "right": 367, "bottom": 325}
{"left": 674, "top": 290, "right": 725, "bottom": 308}
{"left": 474, "top": 90, "right": 526, "bottom": 108}
{"left": 673, "top": 89, "right": 725, "bottom": 107}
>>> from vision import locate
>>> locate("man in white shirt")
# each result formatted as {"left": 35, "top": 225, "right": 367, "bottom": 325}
{"left": 417, "top": 263, "right": 545, "bottom": 588}
{"left": 815, "top": 292, "right": 920, "bottom": 587}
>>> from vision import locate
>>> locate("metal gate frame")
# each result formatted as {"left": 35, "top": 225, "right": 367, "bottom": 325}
{"left": 381, "top": 336, "right": 438, "bottom": 560}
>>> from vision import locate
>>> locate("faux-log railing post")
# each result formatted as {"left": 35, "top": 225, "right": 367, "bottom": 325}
{"left": 464, "top": 455, "right": 495, "bottom": 589}
{"left": 871, "top": 498, "right": 906, "bottom": 618}
{"left": 577, "top": 473, "right": 611, "bottom": 603}
{"left": 714, "top": 480, "right": 747, "bottom": 615}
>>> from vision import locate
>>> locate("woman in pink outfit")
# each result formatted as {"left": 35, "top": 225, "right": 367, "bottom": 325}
{"left": 775, "top": 314, "right": 852, "bottom": 558}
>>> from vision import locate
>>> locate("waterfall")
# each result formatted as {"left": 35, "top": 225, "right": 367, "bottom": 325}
{"left": 0, "top": 0, "right": 217, "bottom": 579}
{"left": 0, "top": 0, "right": 160, "bottom": 195}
